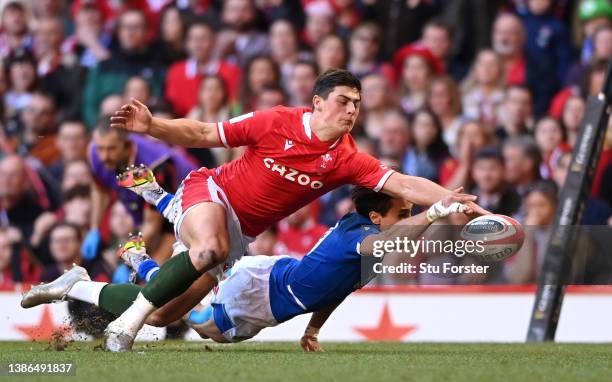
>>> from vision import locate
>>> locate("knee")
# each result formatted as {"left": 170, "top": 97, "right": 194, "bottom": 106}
{"left": 188, "top": 237, "right": 229, "bottom": 270}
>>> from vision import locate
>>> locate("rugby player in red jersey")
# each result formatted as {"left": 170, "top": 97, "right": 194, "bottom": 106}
{"left": 64, "top": 69, "right": 488, "bottom": 351}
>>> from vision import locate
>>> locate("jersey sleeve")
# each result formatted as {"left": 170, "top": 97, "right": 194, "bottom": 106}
{"left": 348, "top": 152, "right": 395, "bottom": 192}
{"left": 217, "top": 110, "right": 272, "bottom": 148}
{"left": 344, "top": 224, "right": 381, "bottom": 257}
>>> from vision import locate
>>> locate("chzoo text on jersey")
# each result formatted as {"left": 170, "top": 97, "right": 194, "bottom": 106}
{"left": 263, "top": 158, "right": 324, "bottom": 189}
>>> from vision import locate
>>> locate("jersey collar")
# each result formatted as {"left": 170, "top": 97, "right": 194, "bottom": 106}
{"left": 303, "top": 111, "right": 342, "bottom": 149}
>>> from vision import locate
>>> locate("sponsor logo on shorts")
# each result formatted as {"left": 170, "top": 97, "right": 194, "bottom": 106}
{"left": 263, "top": 158, "right": 324, "bottom": 189}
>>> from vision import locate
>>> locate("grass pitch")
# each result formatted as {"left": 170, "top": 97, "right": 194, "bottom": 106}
{"left": 0, "top": 341, "right": 610, "bottom": 382}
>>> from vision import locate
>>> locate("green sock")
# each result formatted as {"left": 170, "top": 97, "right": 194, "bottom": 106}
{"left": 141, "top": 251, "right": 202, "bottom": 308}
{"left": 98, "top": 284, "right": 142, "bottom": 316}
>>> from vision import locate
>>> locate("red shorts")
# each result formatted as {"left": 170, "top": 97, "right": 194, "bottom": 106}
{"left": 169, "top": 167, "right": 254, "bottom": 280}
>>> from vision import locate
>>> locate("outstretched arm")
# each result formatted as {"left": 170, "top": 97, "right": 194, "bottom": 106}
{"left": 359, "top": 190, "right": 468, "bottom": 256}
{"left": 382, "top": 172, "right": 489, "bottom": 216}
{"left": 300, "top": 302, "right": 341, "bottom": 352}
{"left": 110, "top": 99, "right": 223, "bottom": 148}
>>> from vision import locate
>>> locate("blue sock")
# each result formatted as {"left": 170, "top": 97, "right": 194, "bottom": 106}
{"left": 156, "top": 193, "right": 174, "bottom": 215}
{"left": 137, "top": 259, "right": 160, "bottom": 282}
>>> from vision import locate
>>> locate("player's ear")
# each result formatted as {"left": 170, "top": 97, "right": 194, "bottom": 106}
{"left": 369, "top": 211, "right": 382, "bottom": 225}
{"left": 312, "top": 95, "right": 323, "bottom": 111}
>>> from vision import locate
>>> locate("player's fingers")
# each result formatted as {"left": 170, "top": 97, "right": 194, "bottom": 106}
{"left": 452, "top": 187, "right": 464, "bottom": 193}
{"left": 131, "top": 98, "right": 146, "bottom": 108}
{"left": 457, "top": 193, "right": 478, "bottom": 202}
{"left": 114, "top": 110, "right": 131, "bottom": 118}
{"left": 110, "top": 116, "right": 127, "bottom": 123}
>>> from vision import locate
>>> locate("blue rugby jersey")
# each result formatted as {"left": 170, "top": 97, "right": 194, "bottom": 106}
{"left": 268, "top": 212, "right": 380, "bottom": 322}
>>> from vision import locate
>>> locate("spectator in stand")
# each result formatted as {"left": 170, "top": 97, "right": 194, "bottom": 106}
{"left": 303, "top": 0, "right": 335, "bottom": 48}
{"left": 3, "top": 48, "right": 37, "bottom": 117}
{"left": 254, "top": 85, "right": 287, "bottom": 110}
{"left": 395, "top": 44, "right": 442, "bottom": 115}
{"left": 403, "top": 108, "right": 450, "bottom": 182}
{"left": 269, "top": 19, "right": 308, "bottom": 89}
{"left": 186, "top": 75, "right": 232, "bottom": 166}
{"left": 61, "top": 185, "right": 92, "bottom": 231}
{"left": 40, "top": 222, "right": 110, "bottom": 282}
{"left": 0, "top": 1, "right": 33, "bottom": 59}
{"left": 34, "top": 16, "right": 86, "bottom": 121}
{"left": 274, "top": 204, "right": 329, "bottom": 259}
{"left": 0, "top": 155, "right": 48, "bottom": 241}
{"left": 504, "top": 180, "right": 558, "bottom": 284}
{"left": 98, "top": 94, "right": 124, "bottom": 119}
{"left": 239, "top": 54, "right": 280, "bottom": 113}
{"left": 578, "top": 0, "right": 612, "bottom": 64}
{"left": 496, "top": 85, "right": 534, "bottom": 140}
{"left": 552, "top": 151, "right": 612, "bottom": 225}
{"left": 366, "top": 0, "right": 437, "bottom": 59}
{"left": 0, "top": 227, "right": 40, "bottom": 285}
{"left": 61, "top": 159, "right": 93, "bottom": 192}
{"left": 421, "top": 20, "right": 467, "bottom": 81}
{"left": 67, "top": 1, "right": 111, "bottom": 68}
{"left": 518, "top": 0, "right": 572, "bottom": 116}
{"left": 48, "top": 120, "right": 88, "bottom": 181}
{"left": 83, "top": 119, "right": 195, "bottom": 261}
{"left": 346, "top": 22, "right": 394, "bottom": 83}
{"left": 5, "top": 91, "right": 60, "bottom": 167}
{"left": 377, "top": 110, "right": 411, "bottom": 164}
{"left": 461, "top": 49, "right": 506, "bottom": 128}
{"left": 123, "top": 76, "right": 153, "bottom": 107}
{"left": 581, "top": 58, "right": 610, "bottom": 98}
{"left": 534, "top": 116, "right": 568, "bottom": 179}
{"left": 426, "top": 75, "right": 463, "bottom": 152}
{"left": 165, "top": 21, "right": 241, "bottom": 117}
{"left": 492, "top": 13, "right": 527, "bottom": 87}
{"left": 440, "top": 120, "right": 496, "bottom": 190}
{"left": 216, "top": 0, "right": 268, "bottom": 65}
{"left": 503, "top": 136, "right": 542, "bottom": 197}
{"left": 561, "top": 95, "right": 586, "bottom": 148}
{"left": 155, "top": 5, "right": 188, "bottom": 65}
{"left": 82, "top": 9, "right": 166, "bottom": 128}
{"left": 566, "top": 24, "right": 612, "bottom": 86}
{"left": 469, "top": 146, "right": 521, "bottom": 216}
{"left": 287, "top": 60, "right": 318, "bottom": 107}
{"left": 360, "top": 73, "right": 395, "bottom": 140}
{"left": 104, "top": 200, "right": 137, "bottom": 283}
{"left": 333, "top": 0, "right": 362, "bottom": 37}
{"left": 315, "top": 34, "right": 347, "bottom": 72}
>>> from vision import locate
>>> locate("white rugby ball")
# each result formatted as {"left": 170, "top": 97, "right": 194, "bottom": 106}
{"left": 460, "top": 214, "right": 525, "bottom": 261}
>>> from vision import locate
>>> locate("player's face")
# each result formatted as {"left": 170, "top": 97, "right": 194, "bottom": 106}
{"left": 314, "top": 86, "right": 361, "bottom": 135}
{"left": 378, "top": 199, "right": 413, "bottom": 229}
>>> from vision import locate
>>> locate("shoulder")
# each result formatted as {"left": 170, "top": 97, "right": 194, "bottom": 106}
{"left": 167, "top": 60, "right": 187, "bottom": 76}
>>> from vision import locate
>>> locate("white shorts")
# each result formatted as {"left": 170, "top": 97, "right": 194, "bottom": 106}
{"left": 168, "top": 168, "right": 254, "bottom": 282}
{"left": 210, "top": 255, "right": 287, "bottom": 342}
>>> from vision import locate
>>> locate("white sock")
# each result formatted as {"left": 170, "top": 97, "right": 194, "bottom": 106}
{"left": 141, "top": 185, "right": 168, "bottom": 206}
{"left": 66, "top": 281, "right": 107, "bottom": 305}
{"left": 114, "top": 293, "right": 156, "bottom": 335}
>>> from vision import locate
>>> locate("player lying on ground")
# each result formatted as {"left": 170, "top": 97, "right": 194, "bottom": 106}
{"left": 84, "top": 69, "right": 490, "bottom": 351}
{"left": 20, "top": 187, "right": 468, "bottom": 350}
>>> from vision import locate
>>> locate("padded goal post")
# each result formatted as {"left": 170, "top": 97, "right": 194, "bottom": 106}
{"left": 526, "top": 62, "right": 612, "bottom": 341}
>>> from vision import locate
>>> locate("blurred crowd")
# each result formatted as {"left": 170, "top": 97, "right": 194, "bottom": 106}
{"left": 1, "top": 0, "right": 612, "bottom": 288}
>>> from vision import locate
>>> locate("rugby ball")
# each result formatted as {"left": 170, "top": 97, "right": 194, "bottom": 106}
{"left": 460, "top": 214, "right": 525, "bottom": 262}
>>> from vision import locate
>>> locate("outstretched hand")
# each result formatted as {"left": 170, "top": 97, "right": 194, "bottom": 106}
{"left": 110, "top": 98, "right": 152, "bottom": 134}
{"left": 300, "top": 335, "right": 324, "bottom": 352}
{"left": 442, "top": 187, "right": 491, "bottom": 217}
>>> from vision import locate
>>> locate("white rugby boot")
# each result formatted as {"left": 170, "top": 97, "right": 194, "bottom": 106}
{"left": 21, "top": 265, "right": 91, "bottom": 308}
